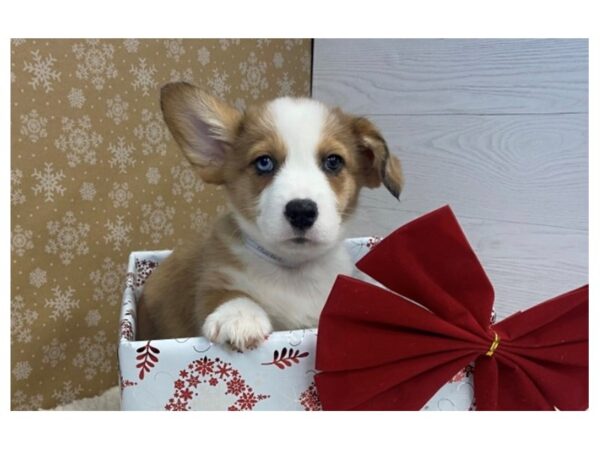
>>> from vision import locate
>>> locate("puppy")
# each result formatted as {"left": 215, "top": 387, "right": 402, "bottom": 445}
{"left": 137, "top": 82, "right": 403, "bottom": 350}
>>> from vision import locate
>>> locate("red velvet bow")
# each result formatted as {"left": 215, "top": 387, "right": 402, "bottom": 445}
{"left": 315, "top": 206, "right": 588, "bottom": 410}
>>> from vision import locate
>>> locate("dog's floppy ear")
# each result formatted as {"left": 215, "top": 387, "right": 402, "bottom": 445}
{"left": 161, "top": 82, "right": 242, "bottom": 184}
{"left": 352, "top": 117, "right": 404, "bottom": 199}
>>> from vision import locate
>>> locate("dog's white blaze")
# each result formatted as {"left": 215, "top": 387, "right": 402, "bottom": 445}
{"left": 253, "top": 98, "right": 341, "bottom": 259}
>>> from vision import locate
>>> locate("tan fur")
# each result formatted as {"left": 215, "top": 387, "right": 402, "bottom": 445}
{"left": 222, "top": 105, "right": 287, "bottom": 223}
{"left": 139, "top": 83, "right": 404, "bottom": 342}
{"left": 138, "top": 213, "right": 245, "bottom": 340}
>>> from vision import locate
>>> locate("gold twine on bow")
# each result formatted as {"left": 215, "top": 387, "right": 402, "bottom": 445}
{"left": 486, "top": 331, "right": 500, "bottom": 357}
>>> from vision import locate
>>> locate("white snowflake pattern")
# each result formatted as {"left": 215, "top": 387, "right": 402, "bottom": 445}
{"left": 140, "top": 195, "right": 175, "bottom": 244}
{"left": 67, "top": 87, "right": 86, "bottom": 109}
{"left": 85, "top": 310, "right": 102, "bottom": 327}
{"left": 72, "top": 39, "right": 118, "bottom": 90}
{"left": 130, "top": 58, "right": 157, "bottom": 96}
{"left": 106, "top": 94, "right": 129, "bottom": 124}
{"left": 72, "top": 331, "right": 114, "bottom": 381}
{"left": 12, "top": 390, "right": 44, "bottom": 411}
{"left": 32, "top": 162, "right": 66, "bottom": 202}
{"left": 90, "top": 257, "right": 126, "bottom": 306}
{"left": 11, "top": 169, "right": 26, "bottom": 205}
{"left": 133, "top": 109, "right": 169, "bottom": 156}
{"left": 104, "top": 216, "right": 133, "bottom": 251}
{"left": 145, "top": 167, "right": 161, "bottom": 185}
{"left": 23, "top": 50, "right": 61, "bottom": 93}
{"left": 108, "top": 182, "right": 133, "bottom": 208}
{"left": 164, "top": 39, "right": 185, "bottom": 61}
{"left": 239, "top": 52, "right": 268, "bottom": 99}
{"left": 12, "top": 224, "right": 34, "bottom": 257}
{"left": 169, "top": 68, "right": 194, "bottom": 83}
{"left": 277, "top": 73, "right": 296, "bottom": 96}
{"left": 273, "top": 52, "right": 284, "bottom": 68}
{"left": 52, "top": 381, "right": 83, "bottom": 405}
{"left": 79, "top": 182, "right": 96, "bottom": 201}
{"left": 20, "top": 109, "right": 48, "bottom": 142}
{"left": 171, "top": 160, "right": 204, "bottom": 203}
{"left": 55, "top": 115, "right": 102, "bottom": 167}
{"left": 11, "top": 295, "right": 39, "bottom": 344}
{"left": 219, "top": 39, "right": 240, "bottom": 50}
{"left": 12, "top": 361, "right": 32, "bottom": 381}
{"left": 284, "top": 39, "right": 303, "bottom": 50}
{"left": 300, "top": 49, "right": 311, "bottom": 73}
{"left": 207, "top": 69, "right": 231, "bottom": 99}
{"left": 197, "top": 47, "right": 210, "bottom": 66}
{"left": 41, "top": 338, "right": 67, "bottom": 368}
{"left": 29, "top": 268, "right": 47, "bottom": 288}
{"left": 257, "top": 39, "right": 272, "bottom": 48}
{"left": 107, "top": 137, "right": 136, "bottom": 173}
{"left": 123, "top": 39, "right": 139, "bottom": 53}
{"left": 44, "top": 285, "right": 80, "bottom": 321}
{"left": 45, "top": 211, "right": 90, "bottom": 265}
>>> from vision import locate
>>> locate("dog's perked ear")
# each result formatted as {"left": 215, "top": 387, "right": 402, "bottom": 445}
{"left": 160, "top": 82, "right": 242, "bottom": 184}
{"left": 352, "top": 117, "right": 404, "bottom": 199}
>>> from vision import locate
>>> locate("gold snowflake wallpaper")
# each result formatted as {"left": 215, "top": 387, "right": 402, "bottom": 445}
{"left": 10, "top": 38, "right": 312, "bottom": 410}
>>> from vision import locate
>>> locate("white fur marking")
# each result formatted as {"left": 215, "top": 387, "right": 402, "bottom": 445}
{"left": 202, "top": 298, "right": 272, "bottom": 351}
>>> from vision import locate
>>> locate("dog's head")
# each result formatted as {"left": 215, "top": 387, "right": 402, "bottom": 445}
{"left": 161, "top": 82, "right": 403, "bottom": 263}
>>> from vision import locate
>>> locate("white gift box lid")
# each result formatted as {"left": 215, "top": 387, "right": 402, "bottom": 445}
{"left": 118, "top": 238, "right": 475, "bottom": 410}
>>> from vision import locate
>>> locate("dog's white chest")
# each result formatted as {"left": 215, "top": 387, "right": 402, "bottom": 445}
{"left": 223, "top": 244, "right": 353, "bottom": 330}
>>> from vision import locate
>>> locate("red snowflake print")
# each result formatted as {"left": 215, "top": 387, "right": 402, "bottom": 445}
{"left": 235, "top": 390, "right": 259, "bottom": 410}
{"left": 193, "top": 356, "right": 214, "bottom": 376}
{"left": 165, "top": 357, "right": 269, "bottom": 411}
{"left": 451, "top": 364, "right": 474, "bottom": 383}
{"left": 135, "top": 258, "right": 158, "bottom": 287}
{"left": 119, "top": 318, "right": 134, "bottom": 341}
{"left": 187, "top": 375, "right": 200, "bottom": 388}
{"left": 366, "top": 236, "right": 382, "bottom": 249}
{"left": 226, "top": 376, "right": 246, "bottom": 396}
{"left": 119, "top": 375, "right": 138, "bottom": 392}
{"left": 179, "top": 388, "right": 193, "bottom": 401}
{"left": 299, "top": 382, "right": 322, "bottom": 411}
{"left": 215, "top": 362, "right": 232, "bottom": 379}
{"left": 165, "top": 398, "right": 188, "bottom": 411}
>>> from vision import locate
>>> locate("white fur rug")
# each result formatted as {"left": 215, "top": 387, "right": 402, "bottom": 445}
{"left": 48, "top": 386, "right": 121, "bottom": 411}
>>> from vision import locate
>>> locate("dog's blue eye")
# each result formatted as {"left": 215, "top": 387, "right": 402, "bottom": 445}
{"left": 254, "top": 155, "right": 275, "bottom": 174}
{"left": 323, "top": 154, "right": 345, "bottom": 174}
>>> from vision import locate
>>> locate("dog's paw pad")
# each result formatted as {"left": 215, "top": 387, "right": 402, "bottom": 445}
{"left": 202, "top": 298, "right": 272, "bottom": 352}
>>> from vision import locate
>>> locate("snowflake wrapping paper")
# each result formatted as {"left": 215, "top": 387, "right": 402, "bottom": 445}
{"left": 119, "top": 239, "right": 475, "bottom": 411}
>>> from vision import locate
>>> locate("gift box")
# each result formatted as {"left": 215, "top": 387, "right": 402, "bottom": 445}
{"left": 119, "top": 206, "right": 587, "bottom": 411}
{"left": 118, "top": 237, "right": 475, "bottom": 411}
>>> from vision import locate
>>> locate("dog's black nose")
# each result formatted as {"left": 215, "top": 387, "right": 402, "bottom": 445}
{"left": 284, "top": 199, "right": 318, "bottom": 231}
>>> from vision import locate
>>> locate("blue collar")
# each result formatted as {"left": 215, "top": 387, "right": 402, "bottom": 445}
{"left": 243, "top": 235, "right": 300, "bottom": 269}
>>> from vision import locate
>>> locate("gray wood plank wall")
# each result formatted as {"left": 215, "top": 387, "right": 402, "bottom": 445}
{"left": 312, "top": 39, "right": 588, "bottom": 319}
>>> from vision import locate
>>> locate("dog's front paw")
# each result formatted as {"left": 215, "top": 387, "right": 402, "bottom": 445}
{"left": 202, "top": 297, "right": 272, "bottom": 352}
